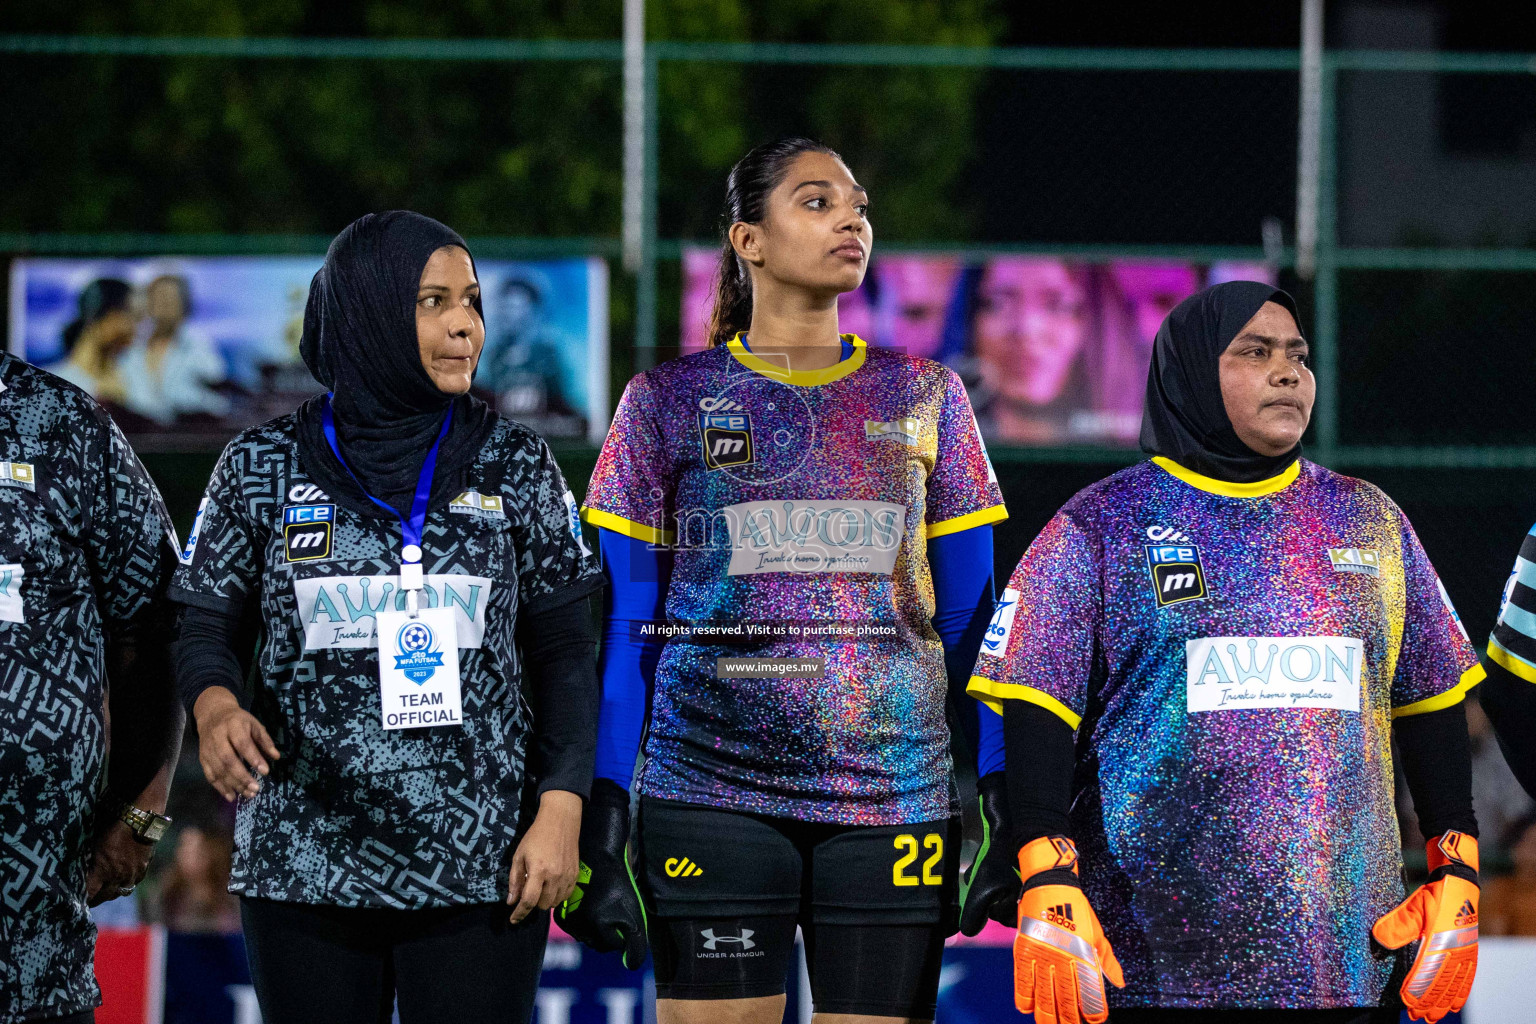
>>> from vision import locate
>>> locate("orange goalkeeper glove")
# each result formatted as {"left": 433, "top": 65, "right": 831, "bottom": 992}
{"left": 1012, "top": 835, "right": 1124, "bottom": 1024}
{"left": 1372, "top": 831, "right": 1479, "bottom": 1023}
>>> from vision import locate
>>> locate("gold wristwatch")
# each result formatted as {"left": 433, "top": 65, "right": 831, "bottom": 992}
{"left": 117, "top": 802, "right": 172, "bottom": 845}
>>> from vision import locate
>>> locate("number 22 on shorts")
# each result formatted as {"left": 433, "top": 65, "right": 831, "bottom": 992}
{"left": 893, "top": 833, "right": 944, "bottom": 886}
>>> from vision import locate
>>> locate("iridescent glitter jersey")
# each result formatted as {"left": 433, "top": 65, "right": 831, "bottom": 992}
{"left": 583, "top": 336, "right": 1006, "bottom": 824}
{"left": 968, "top": 457, "right": 1482, "bottom": 1010}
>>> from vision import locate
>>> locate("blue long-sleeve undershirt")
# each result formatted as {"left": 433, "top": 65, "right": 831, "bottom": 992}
{"left": 593, "top": 524, "right": 1004, "bottom": 788}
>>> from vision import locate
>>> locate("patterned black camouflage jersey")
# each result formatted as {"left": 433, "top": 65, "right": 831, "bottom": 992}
{"left": 0, "top": 355, "right": 179, "bottom": 1023}
{"left": 169, "top": 412, "right": 600, "bottom": 909}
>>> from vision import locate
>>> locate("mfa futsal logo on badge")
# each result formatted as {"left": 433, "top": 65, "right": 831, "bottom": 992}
{"left": 981, "top": 587, "right": 1021, "bottom": 657}
{"left": 394, "top": 620, "right": 445, "bottom": 684}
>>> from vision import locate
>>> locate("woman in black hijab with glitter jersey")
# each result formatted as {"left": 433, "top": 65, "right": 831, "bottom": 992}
{"left": 964, "top": 282, "right": 1482, "bottom": 1024}
{"left": 171, "top": 212, "right": 603, "bottom": 1024}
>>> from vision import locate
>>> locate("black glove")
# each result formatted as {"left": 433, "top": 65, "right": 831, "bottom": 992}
{"left": 959, "top": 770, "right": 1022, "bottom": 935}
{"left": 555, "top": 778, "right": 648, "bottom": 968}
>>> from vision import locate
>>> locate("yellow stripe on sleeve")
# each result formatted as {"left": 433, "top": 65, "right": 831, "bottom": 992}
{"left": 1487, "top": 639, "right": 1536, "bottom": 685}
{"left": 579, "top": 506, "right": 675, "bottom": 545}
{"left": 1390, "top": 662, "right": 1487, "bottom": 719}
{"left": 926, "top": 504, "right": 1009, "bottom": 539}
{"left": 966, "top": 675, "right": 1083, "bottom": 730}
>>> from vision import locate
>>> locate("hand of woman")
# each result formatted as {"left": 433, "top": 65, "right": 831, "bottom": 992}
{"left": 507, "top": 789, "right": 583, "bottom": 924}
{"left": 194, "top": 687, "right": 279, "bottom": 802}
{"left": 86, "top": 819, "right": 154, "bottom": 906}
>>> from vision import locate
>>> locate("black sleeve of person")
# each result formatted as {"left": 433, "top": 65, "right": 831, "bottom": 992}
{"left": 1003, "top": 700, "right": 1075, "bottom": 853}
{"left": 1479, "top": 657, "right": 1536, "bottom": 801}
{"left": 518, "top": 591, "right": 599, "bottom": 799}
{"left": 171, "top": 601, "right": 251, "bottom": 714}
{"left": 1393, "top": 701, "right": 1478, "bottom": 841}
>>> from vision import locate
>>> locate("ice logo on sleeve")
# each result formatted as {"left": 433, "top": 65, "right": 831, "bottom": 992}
{"left": 180, "top": 497, "right": 209, "bottom": 565}
{"left": 980, "top": 588, "right": 1021, "bottom": 658}
{"left": 394, "top": 620, "right": 445, "bottom": 684}
{"left": 1185, "top": 636, "right": 1363, "bottom": 712}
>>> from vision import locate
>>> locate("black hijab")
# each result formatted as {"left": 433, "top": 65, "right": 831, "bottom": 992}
{"left": 1138, "top": 280, "right": 1304, "bottom": 484}
{"left": 295, "top": 211, "right": 498, "bottom": 517}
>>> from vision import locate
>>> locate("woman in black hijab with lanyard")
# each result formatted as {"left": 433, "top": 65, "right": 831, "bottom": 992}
{"left": 171, "top": 212, "right": 602, "bottom": 1024}
{"left": 966, "top": 282, "right": 1482, "bottom": 1024}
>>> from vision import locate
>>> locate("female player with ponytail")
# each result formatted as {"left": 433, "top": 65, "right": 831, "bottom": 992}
{"left": 559, "top": 138, "right": 1009, "bottom": 1023}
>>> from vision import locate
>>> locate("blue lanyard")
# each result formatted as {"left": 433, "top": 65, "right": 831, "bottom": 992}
{"left": 320, "top": 395, "right": 451, "bottom": 595}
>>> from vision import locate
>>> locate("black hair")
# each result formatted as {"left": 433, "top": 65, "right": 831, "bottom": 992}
{"left": 61, "top": 278, "right": 132, "bottom": 354}
{"left": 706, "top": 137, "right": 841, "bottom": 349}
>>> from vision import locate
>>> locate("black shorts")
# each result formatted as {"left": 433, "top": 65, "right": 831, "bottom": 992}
{"left": 637, "top": 796, "right": 960, "bottom": 1016}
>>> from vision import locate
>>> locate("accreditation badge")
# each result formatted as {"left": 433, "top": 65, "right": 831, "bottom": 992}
{"left": 376, "top": 607, "right": 463, "bottom": 730}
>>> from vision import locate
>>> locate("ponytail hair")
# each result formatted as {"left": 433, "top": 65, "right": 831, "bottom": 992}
{"left": 706, "top": 137, "right": 840, "bottom": 348}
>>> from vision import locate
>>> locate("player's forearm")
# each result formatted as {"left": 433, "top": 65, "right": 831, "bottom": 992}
{"left": 113, "top": 759, "right": 175, "bottom": 816}
{"left": 519, "top": 594, "right": 599, "bottom": 799}
{"left": 594, "top": 527, "right": 669, "bottom": 787}
{"left": 1003, "top": 699, "right": 1075, "bottom": 851}
{"left": 171, "top": 601, "right": 248, "bottom": 714}
{"left": 928, "top": 525, "right": 998, "bottom": 772}
{"left": 104, "top": 633, "right": 185, "bottom": 809}
{"left": 1393, "top": 700, "right": 1477, "bottom": 839}
{"left": 1480, "top": 657, "right": 1536, "bottom": 799}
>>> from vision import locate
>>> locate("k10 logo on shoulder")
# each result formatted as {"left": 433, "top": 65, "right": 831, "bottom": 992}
{"left": 0, "top": 461, "right": 36, "bottom": 492}
{"left": 865, "top": 417, "right": 922, "bottom": 447}
{"left": 980, "top": 588, "right": 1021, "bottom": 657}
{"left": 1146, "top": 544, "right": 1206, "bottom": 606}
{"left": 293, "top": 574, "right": 492, "bottom": 650}
{"left": 283, "top": 504, "right": 334, "bottom": 562}
{"left": 448, "top": 490, "right": 505, "bottom": 518}
{"left": 722, "top": 499, "right": 905, "bottom": 575}
{"left": 1328, "top": 547, "right": 1380, "bottom": 576}
{"left": 1185, "top": 636, "right": 1364, "bottom": 713}
{"left": 0, "top": 563, "right": 24, "bottom": 623}
{"left": 700, "top": 412, "right": 754, "bottom": 470}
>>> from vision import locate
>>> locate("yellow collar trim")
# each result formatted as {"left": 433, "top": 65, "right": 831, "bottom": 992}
{"left": 1151, "top": 455, "right": 1300, "bottom": 498}
{"left": 725, "top": 333, "right": 867, "bottom": 387}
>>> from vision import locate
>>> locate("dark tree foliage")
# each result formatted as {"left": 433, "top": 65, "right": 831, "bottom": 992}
{"left": 0, "top": 1, "right": 1000, "bottom": 240}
